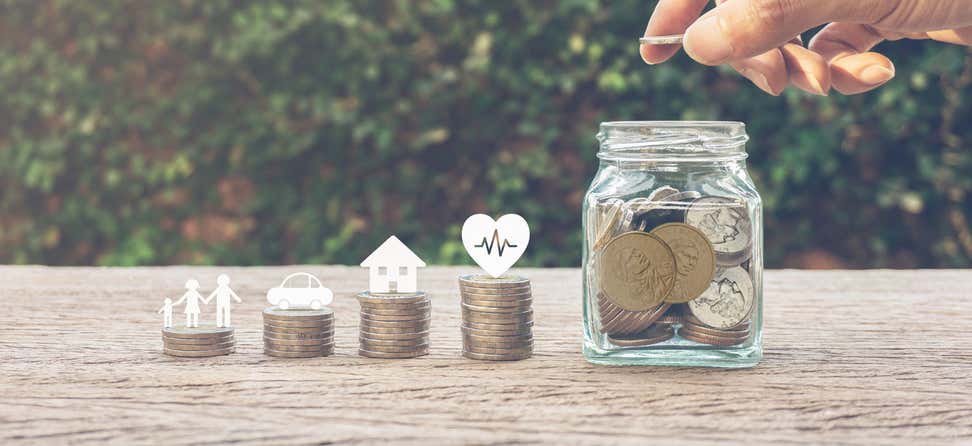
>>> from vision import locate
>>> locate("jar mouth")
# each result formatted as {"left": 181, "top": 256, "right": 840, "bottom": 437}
{"left": 597, "top": 121, "right": 748, "bottom": 161}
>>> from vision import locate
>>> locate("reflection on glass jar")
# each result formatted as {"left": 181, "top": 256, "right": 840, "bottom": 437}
{"left": 582, "top": 121, "right": 762, "bottom": 367}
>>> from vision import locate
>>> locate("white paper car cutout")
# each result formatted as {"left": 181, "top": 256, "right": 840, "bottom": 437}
{"left": 266, "top": 272, "right": 333, "bottom": 310}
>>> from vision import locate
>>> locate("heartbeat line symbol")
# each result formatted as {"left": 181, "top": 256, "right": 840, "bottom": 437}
{"left": 474, "top": 230, "right": 518, "bottom": 256}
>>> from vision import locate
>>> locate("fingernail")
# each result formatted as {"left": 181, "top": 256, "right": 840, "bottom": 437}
{"left": 860, "top": 65, "right": 895, "bottom": 85}
{"left": 804, "top": 74, "right": 827, "bottom": 96}
{"left": 683, "top": 15, "right": 733, "bottom": 65}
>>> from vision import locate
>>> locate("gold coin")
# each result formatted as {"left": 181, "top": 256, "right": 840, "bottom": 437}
{"left": 463, "top": 344, "right": 534, "bottom": 355}
{"left": 461, "top": 297, "right": 533, "bottom": 309}
{"left": 650, "top": 223, "right": 716, "bottom": 303}
{"left": 461, "top": 309, "right": 533, "bottom": 324}
{"left": 680, "top": 320, "right": 750, "bottom": 337}
{"left": 359, "top": 305, "right": 430, "bottom": 316}
{"left": 598, "top": 232, "right": 676, "bottom": 311}
{"left": 262, "top": 318, "right": 334, "bottom": 328}
{"left": 591, "top": 198, "right": 624, "bottom": 252}
{"left": 360, "top": 330, "right": 429, "bottom": 341}
{"left": 461, "top": 325, "right": 533, "bottom": 337}
{"left": 597, "top": 292, "right": 670, "bottom": 335}
{"left": 265, "top": 341, "right": 335, "bottom": 352}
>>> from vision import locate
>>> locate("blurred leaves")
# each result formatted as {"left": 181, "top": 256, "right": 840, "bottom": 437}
{"left": 0, "top": 0, "right": 970, "bottom": 268}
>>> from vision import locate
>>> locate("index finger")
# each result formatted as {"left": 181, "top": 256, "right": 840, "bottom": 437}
{"left": 641, "top": 0, "right": 710, "bottom": 64}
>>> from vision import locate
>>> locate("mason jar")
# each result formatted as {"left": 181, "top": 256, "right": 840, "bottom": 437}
{"left": 582, "top": 121, "right": 762, "bottom": 367}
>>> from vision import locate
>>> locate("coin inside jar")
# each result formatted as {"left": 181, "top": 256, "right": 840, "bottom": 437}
{"left": 687, "top": 266, "right": 754, "bottom": 329}
{"left": 597, "top": 231, "right": 677, "bottom": 311}
{"left": 650, "top": 222, "right": 716, "bottom": 303}
{"left": 684, "top": 196, "right": 752, "bottom": 265}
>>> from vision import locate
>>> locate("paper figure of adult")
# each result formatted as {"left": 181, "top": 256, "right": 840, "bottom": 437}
{"left": 171, "top": 279, "right": 205, "bottom": 328}
{"left": 205, "top": 274, "right": 242, "bottom": 328}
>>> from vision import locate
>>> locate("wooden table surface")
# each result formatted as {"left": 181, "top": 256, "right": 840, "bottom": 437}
{"left": 1, "top": 266, "right": 970, "bottom": 445}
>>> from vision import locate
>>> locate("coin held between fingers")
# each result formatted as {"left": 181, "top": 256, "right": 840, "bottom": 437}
{"left": 640, "top": 35, "right": 684, "bottom": 45}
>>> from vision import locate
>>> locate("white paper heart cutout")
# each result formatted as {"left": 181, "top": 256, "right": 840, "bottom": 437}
{"left": 461, "top": 214, "right": 530, "bottom": 278}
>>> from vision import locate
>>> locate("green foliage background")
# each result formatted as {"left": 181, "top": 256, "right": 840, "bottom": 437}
{"left": 2, "top": 0, "right": 971, "bottom": 268}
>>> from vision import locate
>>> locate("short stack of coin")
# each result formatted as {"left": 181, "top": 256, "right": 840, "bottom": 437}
{"left": 357, "top": 291, "right": 430, "bottom": 359}
{"left": 459, "top": 274, "right": 533, "bottom": 361}
{"left": 263, "top": 307, "right": 335, "bottom": 358}
{"left": 679, "top": 314, "right": 751, "bottom": 346}
{"left": 162, "top": 325, "right": 235, "bottom": 358}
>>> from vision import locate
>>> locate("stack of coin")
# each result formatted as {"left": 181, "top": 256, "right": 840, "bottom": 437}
{"left": 263, "top": 307, "right": 335, "bottom": 358}
{"left": 357, "top": 291, "right": 430, "bottom": 359}
{"left": 162, "top": 325, "right": 235, "bottom": 358}
{"left": 679, "top": 315, "right": 751, "bottom": 346}
{"left": 459, "top": 274, "right": 533, "bottom": 361}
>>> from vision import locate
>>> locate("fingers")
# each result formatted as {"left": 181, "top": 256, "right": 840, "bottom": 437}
{"left": 640, "top": 0, "right": 709, "bottom": 64}
{"left": 779, "top": 43, "right": 831, "bottom": 95}
{"left": 926, "top": 26, "right": 972, "bottom": 46}
{"left": 810, "top": 23, "right": 895, "bottom": 94}
{"left": 730, "top": 50, "right": 788, "bottom": 95}
{"left": 682, "top": 0, "right": 865, "bottom": 65}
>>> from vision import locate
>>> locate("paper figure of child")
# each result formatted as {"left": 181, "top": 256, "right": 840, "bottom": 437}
{"left": 172, "top": 279, "right": 206, "bottom": 328}
{"left": 157, "top": 298, "right": 173, "bottom": 328}
{"left": 205, "top": 274, "right": 242, "bottom": 328}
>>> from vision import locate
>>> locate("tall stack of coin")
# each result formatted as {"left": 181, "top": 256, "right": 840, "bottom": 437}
{"left": 263, "top": 307, "right": 335, "bottom": 358}
{"left": 162, "top": 325, "right": 235, "bottom": 358}
{"left": 459, "top": 274, "right": 533, "bottom": 361}
{"left": 593, "top": 185, "right": 756, "bottom": 348}
{"left": 357, "top": 291, "right": 430, "bottom": 359}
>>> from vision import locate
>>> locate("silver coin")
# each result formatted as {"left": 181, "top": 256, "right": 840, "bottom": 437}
{"left": 265, "top": 341, "right": 334, "bottom": 352}
{"left": 458, "top": 274, "right": 530, "bottom": 288}
{"left": 463, "top": 344, "right": 534, "bottom": 355}
{"left": 459, "top": 283, "right": 532, "bottom": 295}
{"left": 359, "top": 337, "right": 429, "bottom": 348}
{"left": 462, "top": 350, "right": 531, "bottom": 361}
{"left": 461, "top": 325, "right": 533, "bottom": 337}
{"left": 460, "top": 302, "right": 534, "bottom": 314}
{"left": 262, "top": 307, "right": 334, "bottom": 320}
{"left": 463, "top": 330, "right": 534, "bottom": 342}
{"left": 263, "top": 336, "right": 332, "bottom": 346}
{"left": 591, "top": 198, "right": 625, "bottom": 252}
{"left": 164, "top": 346, "right": 235, "bottom": 357}
{"left": 265, "top": 348, "right": 332, "bottom": 358}
{"left": 460, "top": 288, "right": 532, "bottom": 298}
{"left": 162, "top": 334, "right": 234, "bottom": 345}
{"left": 261, "top": 329, "right": 331, "bottom": 340}
{"left": 357, "top": 291, "right": 429, "bottom": 305}
{"left": 639, "top": 34, "right": 684, "bottom": 45}
{"left": 263, "top": 324, "right": 333, "bottom": 334}
{"left": 360, "top": 330, "right": 429, "bottom": 340}
{"left": 358, "top": 347, "right": 428, "bottom": 359}
{"left": 162, "top": 325, "right": 234, "bottom": 339}
{"left": 684, "top": 196, "right": 753, "bottom": 265}
{"left": 462, "top": 310, "right": 533, "bottom": 324}
{"left": 359, "top": 305, "right": 430, "bottom": 316}
{"left": 462, "top": 320, "right": 533, "bottom": 331}
{"left": 687, "top": 266, "right": 755, "bottom": 329}
{"left": 164, "top": 340, "right": 236, "bottom": 351}
{"left": 358, "top": 342, "right": 430, "bottom": 353}
{"left": 461, "top": 296, "right": 533, "bottom": 308}
{"left": 360, "top": 312, "right": 429, "bottom": 322}
{"left": 262, "top": 318, "right": 335, "bottom": 328}
{"left": 359, "top": 317, "right": 431, "bottom": 329}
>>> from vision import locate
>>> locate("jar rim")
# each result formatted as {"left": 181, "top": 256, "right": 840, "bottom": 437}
{"left": 597, "top": 121, "right": 749, "bottom": 161}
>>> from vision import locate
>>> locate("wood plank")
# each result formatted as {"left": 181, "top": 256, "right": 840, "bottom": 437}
{"left": 0, "top": 267, "right": 969, "bottom": 444}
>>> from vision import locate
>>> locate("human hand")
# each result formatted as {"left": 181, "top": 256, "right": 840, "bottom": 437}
{"left": 640, "top": 0, "right": 972, "bottom": 95}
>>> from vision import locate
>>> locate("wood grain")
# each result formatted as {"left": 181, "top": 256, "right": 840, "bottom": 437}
{"left": 0, "top": 266, "right": 970, "bottom": 445}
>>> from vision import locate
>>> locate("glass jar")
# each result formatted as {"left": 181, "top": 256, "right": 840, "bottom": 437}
{"left": 582, "top": 121, "right": 762, "bottom": 367}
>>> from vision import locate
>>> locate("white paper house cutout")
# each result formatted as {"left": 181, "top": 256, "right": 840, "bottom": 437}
{"left": 360, "top": 235, "right": 426, "bottom": 293}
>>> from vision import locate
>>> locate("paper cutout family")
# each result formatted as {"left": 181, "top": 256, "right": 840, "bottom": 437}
{"left": 158, "top": 216, "right": 529, "bottom": 330}
{"left": 158, "top": 274, "right": 242, "bottom": 328}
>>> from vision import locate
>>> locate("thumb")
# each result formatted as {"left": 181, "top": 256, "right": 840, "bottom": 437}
{"left": 682, "top": 0, "right": 878, "bottom": 65}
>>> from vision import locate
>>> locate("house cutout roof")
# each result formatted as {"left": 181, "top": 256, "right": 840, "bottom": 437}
{"left": 361, "top": 235, "right": 427, "bottom": 267}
